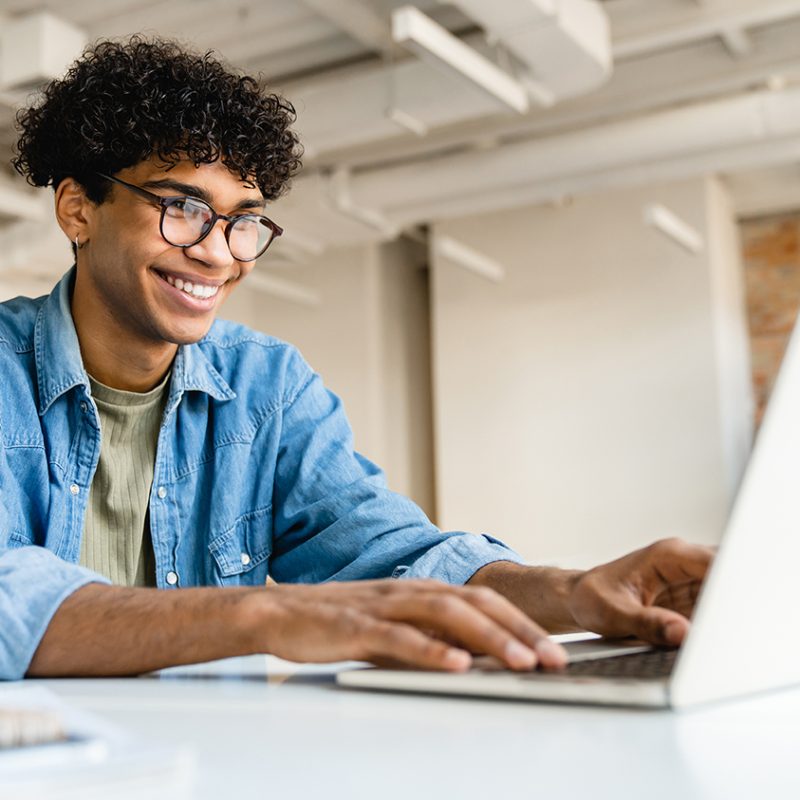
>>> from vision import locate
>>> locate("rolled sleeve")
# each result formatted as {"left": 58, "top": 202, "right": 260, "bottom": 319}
{"left": 393, "top": 533, "right": 525, "bottom": 584}
{"left": 0, "top": 547, "right": 110, "bottom": 680}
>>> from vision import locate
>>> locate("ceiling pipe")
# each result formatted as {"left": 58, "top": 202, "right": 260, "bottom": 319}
{"left": 270, "top": 85, "right": 800, "bottom": 249}
{"left": 348, "top": 86, "right": 800, "bottom": 215}
{"left": 612, "top": 0, "right": 800, "bottom": 60}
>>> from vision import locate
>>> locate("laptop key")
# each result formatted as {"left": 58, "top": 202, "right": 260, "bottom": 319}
{"left": 552, "top": 648, "right": 679, "bottom": 679}
{"left": 470, "top": 647, "right": 678, "bottom": 680}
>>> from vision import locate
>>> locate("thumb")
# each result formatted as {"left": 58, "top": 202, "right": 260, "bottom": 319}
{"left": 625, "top": 605, "right": 690, "bottom": 646}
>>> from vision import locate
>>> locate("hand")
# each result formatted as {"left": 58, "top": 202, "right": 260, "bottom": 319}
{"left": 252, "top": 579, "right": 568, "bottom": 672}
{"left": 567, "top": 538, "right": 714, "bottom": 646}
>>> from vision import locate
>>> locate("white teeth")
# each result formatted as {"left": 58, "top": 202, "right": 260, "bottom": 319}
{"left": 161, "top": 272, "right": 219, "bottom": 300}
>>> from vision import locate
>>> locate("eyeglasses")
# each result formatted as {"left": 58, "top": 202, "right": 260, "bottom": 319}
{"left": 97, "top": 173, "right": 283, "bottom": 262}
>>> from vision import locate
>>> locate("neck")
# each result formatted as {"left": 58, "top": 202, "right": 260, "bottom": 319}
{"left": 71, "top": 274, "right": 178, "bottom": 393}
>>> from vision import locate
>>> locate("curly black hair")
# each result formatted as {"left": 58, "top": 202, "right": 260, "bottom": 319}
{"left": 12, "top": 36, "right": 302, "bottom": 204}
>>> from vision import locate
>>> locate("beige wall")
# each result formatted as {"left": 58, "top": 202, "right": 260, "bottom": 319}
{"left": 373, "top": 240, "right": 436, "bottom": 518}
{"left": 0, "top": 266, "right": 65, "bottom": 303}
{"left": 430, "top": 177, "right": 753, "bottom": 567}
{"left": 706, "top": 178, "right": 755, "bottom": 497}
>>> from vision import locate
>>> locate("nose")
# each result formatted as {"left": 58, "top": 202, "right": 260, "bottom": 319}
{"left": 184, "top": 219, "right": 235, "bottom": 269}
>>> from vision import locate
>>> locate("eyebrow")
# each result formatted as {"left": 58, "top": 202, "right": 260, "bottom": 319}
{"left": 140, "top": 178, "right": 266, "bottom": 212}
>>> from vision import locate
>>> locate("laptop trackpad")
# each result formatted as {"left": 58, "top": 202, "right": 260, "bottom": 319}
{"left": 561, "top": 638, "right": 654, "bottom": 663}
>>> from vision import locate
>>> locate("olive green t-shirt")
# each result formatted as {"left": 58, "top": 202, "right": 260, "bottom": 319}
{"left": 78, "top": 372, "right": 171, "bottom": 587}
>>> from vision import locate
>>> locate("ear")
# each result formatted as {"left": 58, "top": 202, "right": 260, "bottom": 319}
{"left": 54, "top": 178, "right": 95, "bottom": 245}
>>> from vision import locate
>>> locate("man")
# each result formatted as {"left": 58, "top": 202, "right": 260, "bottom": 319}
{"left": 0, "top": 38, "right": 711, "bottom": 681}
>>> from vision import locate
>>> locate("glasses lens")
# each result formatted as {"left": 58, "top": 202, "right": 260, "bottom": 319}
{"left": 228, "top": 216, "right": 276, "bottom": 261}
{"left": 162, "top": 197, "right": 214, "bottom": 246}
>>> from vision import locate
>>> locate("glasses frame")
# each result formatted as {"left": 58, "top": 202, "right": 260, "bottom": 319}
{"left": 97, "top": 172, "right": 283, "bottom": 262}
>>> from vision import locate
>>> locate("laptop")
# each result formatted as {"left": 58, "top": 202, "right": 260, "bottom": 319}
{"left": 337, "top": 317, "right": 800, "bottom": 709}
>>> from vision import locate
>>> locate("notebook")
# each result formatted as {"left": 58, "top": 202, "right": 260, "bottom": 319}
{"left": 0, "top": 686, "right": 195, "bottom": 797}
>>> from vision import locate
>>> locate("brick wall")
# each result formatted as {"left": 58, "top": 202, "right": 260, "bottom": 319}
{"left": 740, "top": 212, "right": 800, "bottom": 425}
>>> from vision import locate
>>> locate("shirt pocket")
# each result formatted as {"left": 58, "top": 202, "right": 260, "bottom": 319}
{"left": 208, "top": 505, "right": 272, "bottom": 586}
{"left": 5, "top": 530, "right": 34, "bottom": 549}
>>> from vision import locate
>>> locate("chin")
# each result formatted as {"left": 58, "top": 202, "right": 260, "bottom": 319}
{"left": 162, "top": 320, "right": 216, "bottom": 346}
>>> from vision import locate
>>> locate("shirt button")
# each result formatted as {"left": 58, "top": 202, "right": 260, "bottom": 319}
{"left": 69, "top": 484, "right": 80, "bottom": 495}
{"left": 240, "top": 553, "right": 251, "bottom": 566}
{"left": 80, "top": 401, "right": 88, "bottom": 412}
{"left": 157, "top": 486, "right": 167, "bottom": 499}
{"left": 166, "top": 571, "right": 179, "bottom": 586}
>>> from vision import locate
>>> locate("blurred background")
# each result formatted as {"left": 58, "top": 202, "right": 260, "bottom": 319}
{"left": 1, "top": 0, "right": 798, "bottom": 567}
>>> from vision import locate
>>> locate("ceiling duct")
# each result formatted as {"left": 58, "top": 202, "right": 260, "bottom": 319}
{"left": 392, "top": 6, "right": 530, "bottom": 113}
{"left": 444, "top": 0, "right": 612, "bottom": 101}
{"left": 0, "top": 12, "right": 86, "bottom": 92}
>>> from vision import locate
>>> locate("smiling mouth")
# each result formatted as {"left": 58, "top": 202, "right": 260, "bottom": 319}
{"left": 155, "top": 270, "right": 222, "bottom": 300}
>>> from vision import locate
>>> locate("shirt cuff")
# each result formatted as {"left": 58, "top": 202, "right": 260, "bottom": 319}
{"left": 393, "top": 532, "right": 525, "bottom": 585}
{"left": 0, "top": 546, "right": 111, "bottom": 680}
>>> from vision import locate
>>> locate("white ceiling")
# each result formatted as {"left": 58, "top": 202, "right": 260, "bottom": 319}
{"left": 0, "top": 0, "right": 799, "bottom": 271}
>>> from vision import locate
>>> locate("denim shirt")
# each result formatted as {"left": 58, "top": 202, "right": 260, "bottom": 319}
{"left": 0, "top": 268, "right": 522, "bottom": 679}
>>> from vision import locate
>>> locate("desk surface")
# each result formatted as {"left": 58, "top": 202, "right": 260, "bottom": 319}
{"left": 36, "top": 655, "right": 800, "bottom": 800}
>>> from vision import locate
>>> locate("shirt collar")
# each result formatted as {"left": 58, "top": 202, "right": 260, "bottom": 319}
{"left": 35, "top": 267, "right": 236, "bottom": 415}
{"left": 168, "top": 336, "right": 236, "bottom": 408}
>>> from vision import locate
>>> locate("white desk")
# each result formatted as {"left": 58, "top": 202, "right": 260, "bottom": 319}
{"left": 36, "top": 655, "right": 800, "bottom": 800}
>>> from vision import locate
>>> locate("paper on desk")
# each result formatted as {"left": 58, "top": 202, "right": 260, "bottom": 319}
{"left": 154, "top": 653, "right": 361, "bottom": 681}
{"left": 0, "top": 685, "right": 195, "bottom": 800}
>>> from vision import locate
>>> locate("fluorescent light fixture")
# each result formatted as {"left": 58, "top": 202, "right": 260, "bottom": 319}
{"left": 643, "top": 203, "right": 705, "bottom": 255}
{"left": 282, "top": 231, "right": 325, "bottom": 257}
{"left": 246, "top": 270, "right": 321, "bottom": 307}
{"left": 435, "top": 235, "right": 506, "bottom": 282}
{"left": 386, "top": 107, "right": 429, "bottom": 137}
{"left": 720, "top": 27, "right": 753, "bottom": 58}
{"left": 329, "top": 168, "right": 402, "bottom": 238}
{"left": 391, "top": 5, "right": 530, "bottom": 115}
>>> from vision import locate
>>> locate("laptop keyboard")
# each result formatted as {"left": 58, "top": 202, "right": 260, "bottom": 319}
{"left": 546, "top": 648, "right": 679, "bottom": 680}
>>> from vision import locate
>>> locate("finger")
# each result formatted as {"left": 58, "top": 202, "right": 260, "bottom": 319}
{"left": 461, "top": 586, "right": 567, "bottom": 668}
{"left": 652, "top": 580, "right": 703, "bottom": 618}
{"left": 617, "top": 603, "right": 690, "bottom": 646}
{"left": 643, "top": 539, "right": 714, "bottom": 587}
{"left": 357, "top": 619, "right": 472, "bottom": 672}
{"left": 379, "top": 592, "right": 539, "bottom": 670}
{"left": 365, "top": 585, "right": 566, "bottom": 667}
